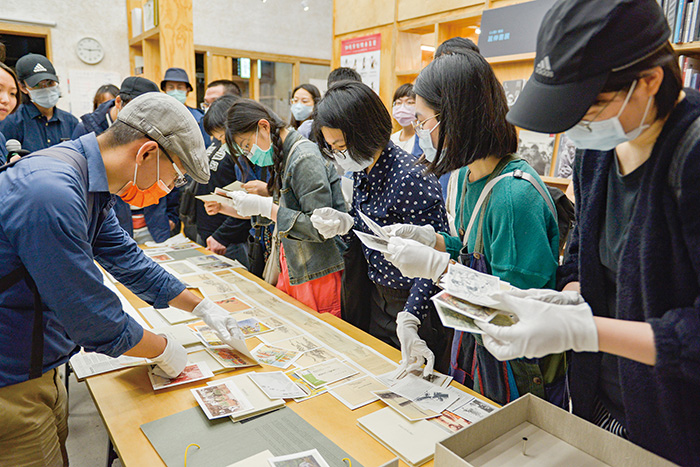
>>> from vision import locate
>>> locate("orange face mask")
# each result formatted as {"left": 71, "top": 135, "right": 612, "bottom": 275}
{"left": 118, "top": 147, "right": 171, "bottom": 208}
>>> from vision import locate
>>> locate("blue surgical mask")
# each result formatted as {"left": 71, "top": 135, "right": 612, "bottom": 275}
{"left": 416, "top": 121, "right": 440, "bottom": 162}
{"left": 291, "top": 103, "right": 313, "bottom": 121}
{"left": 565, "top": 80, "right": 652, "bottom": 151}
{"left": 28, "top": 85, "right": 60, "bottom": 109}
{"left": 247, "top": 126, "right": 275, "bottom": 167}
{"left": 167, "top": 89, "right": 188, "bottom": 105}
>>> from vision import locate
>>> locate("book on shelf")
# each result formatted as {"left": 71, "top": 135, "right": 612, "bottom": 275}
{"left": 663, "top": 0, "right": 700, "bottom": 43}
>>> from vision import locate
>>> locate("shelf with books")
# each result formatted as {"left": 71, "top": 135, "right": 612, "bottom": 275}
{"left": 673, "top": 41, "right": 700, "bottom": 55}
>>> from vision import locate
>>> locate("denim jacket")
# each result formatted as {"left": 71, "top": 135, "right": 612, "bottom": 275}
{"left": 274, "top": 130, "right": 345, "bottom": 285}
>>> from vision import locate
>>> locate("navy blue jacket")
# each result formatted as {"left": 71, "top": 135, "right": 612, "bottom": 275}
{"left": 559, "top": 90, "right": 700, "bottom": 465}
{"left": 113, "top": 189, "right": 181, "bottom": 244}
{"left": 0, "top": 103, "right": 78, "bottom": 153}
{"left": 71, "top": 99, "right": 116, "bottom": 139}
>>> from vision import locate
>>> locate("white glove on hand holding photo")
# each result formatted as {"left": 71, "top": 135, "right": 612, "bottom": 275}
{"left": 151, "top": 334, "right": 188, "bottom": 378}
{"left": 192, "top": 298, "right": 245, "bottom": 347}
{"left": 382, "top": 223, "right": 437, "bottom": 247}
{"left": 229, "top": 191, "right": 274, "bottom": 219}
{"left": 476, "top": 290, "right": 599, "bottom": 361}
{"left": 392, "top": 311, "right": 435, "bottom": 379}
{"left": 384, "top": 237, "right": 450, "bottom": 283}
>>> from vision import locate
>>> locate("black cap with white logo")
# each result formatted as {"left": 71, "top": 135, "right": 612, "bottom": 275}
{"left": 506, "top": 0, "right": 670, "bottom": 133}
{"left": 15, "top": 53, "right": 59, "bottom": 88}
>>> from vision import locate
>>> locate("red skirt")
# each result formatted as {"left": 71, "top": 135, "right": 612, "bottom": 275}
{"left": 276, "top": 244, "right": 342, "bottom": 317}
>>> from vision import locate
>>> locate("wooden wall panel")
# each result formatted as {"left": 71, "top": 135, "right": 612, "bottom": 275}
{"left": 208, "top": 54, "right": 233, "bottom": 82}
{"left": 398, "top": 0, "right": 484, "bottom": 22}
{"left": 158, "top": 0, "right": 196, "bottom": 107}
{"left": 334, "top": 0, "right": 394, "bottom": 36}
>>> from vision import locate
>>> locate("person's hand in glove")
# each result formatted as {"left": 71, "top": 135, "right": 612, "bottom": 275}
{"left": 475, "top": 289, "right": 599, "bottom": 361}
{"left": 392, "top": 311, "right": 435, "bottom": 379}
{"left": 192, "top": 298, "right": 245, "bottom": 347}
{"left": 382, "top": 223, "right": 437, "bottom": 247}
{"left": 383, "top": 237, "right": 450, "bottom": 283}
{"left": 310, "top": 207, "right": 354, "bottom": 239}
{"left": 229, "top": 191, "right": 274, "bottom": 219}
{"left": 497, "top": 287, "right": 585, "bottom": 306}
{"left": 151, "top": 334, "right": 188, "bottom": 378}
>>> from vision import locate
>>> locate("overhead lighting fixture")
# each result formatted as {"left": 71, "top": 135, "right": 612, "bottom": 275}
{"left": 301, "top": 0, "right": 309, "bottom": 11}
{"left": 420, "top": 45, "right": 436, "bottom": 52}
{"left": 475, "top": 27, "right": 481, "bottom": 35}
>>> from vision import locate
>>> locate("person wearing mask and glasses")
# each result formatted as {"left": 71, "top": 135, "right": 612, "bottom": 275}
{"left": 0, "top": 54, "right": 78, "bottom": 153}
{"left": 290, "top": 83, "right": 321, "bottom": 139}
{"left": 469, "top": 1, "right": 700, "bottom": 464}
{"left": 204, "top": 99, "right": 346, "bottom": 316}
{"left": 389, "top": 84, "right": 420, "bottom": 155}
{"left": 310, "top": 80, "right": 450, "bottom": 376}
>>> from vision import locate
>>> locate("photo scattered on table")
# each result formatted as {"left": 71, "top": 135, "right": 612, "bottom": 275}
{"left": 238, "top": 317, "right": 272, "bottom": 337}
{"left": 147, "top": 253, "right": 174, "bottom": 263}
{"left": 191, "top": 381, "right": 253, "bottom": 419}
{"left": 248, "top": 371, "right": 308, "bottom": 399}
{"left": 214, "top": 296, "right": 254, "bottom": 313}
{"left": 431, "top": 410, "right": 471, "bottom": 433}
{"left": 251, "top": 344, "right": 300, "bottom": 369}
{"left": 267, "top": 448, "right": 331, "bottom": 467}
{"left": 148, "top": 362, "right": 214, "bottom": 390}
{"left": 206, "top": 348, "right": 257, "bottom": 368}
{"left": 372, "top": 389, "right": 440, "bottom": 421}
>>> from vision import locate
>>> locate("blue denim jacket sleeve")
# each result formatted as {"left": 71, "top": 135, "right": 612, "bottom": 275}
{"left": 276, "top": 150, "right": 346, "bottom": 242}
{"left": 93, "top": 208, "right": 186, "bottom": 309}
{"left": 1, "top": 167, "right": 143, "bottom": 357}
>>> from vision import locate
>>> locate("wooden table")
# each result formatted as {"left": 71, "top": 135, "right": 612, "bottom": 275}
{"left": 85, "top": 268, "right": 492, "bottom": 467}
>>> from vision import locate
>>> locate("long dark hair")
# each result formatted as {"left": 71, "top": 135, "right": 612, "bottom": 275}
{"left": 226, "top": 98, "right": 286, "bottom": 195}
{"left": 414, "top": 52, "right": 517, "bottom": 176}
{"left": 0, "top": 62, "right": 20, "bottom": 114}
{"left": 290, "top": 83, "right": 321, "bottom": 129}
{"left": 313, "top": 80, "right": 392, "bottom": 163}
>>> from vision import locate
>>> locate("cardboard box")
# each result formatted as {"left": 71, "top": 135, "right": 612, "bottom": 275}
{"left": 435, "top": 394, "right": 676, "bottom": 467}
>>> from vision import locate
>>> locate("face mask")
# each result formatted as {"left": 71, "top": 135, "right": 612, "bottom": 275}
{"left": 392, "top": 104, "right": 416, "bottom": 127}
{"left": 416, "top": 121, "right": 440, "bottom": 162}
{"left": 291, "top": 103, "right": 313, "bottom": 121}
{"left": 565, "top": 80, "right": 653, "bottom": 151}
{"left": 28, "top": 85, "right": 60, "bottom": 109}
{"left": 247, "top": 126, "right": 275, "bottom": 167}
{"left": 334, "top": 149, "right": 372, "bottom": 173}
{"left": 167, "top": 89, "right": 188, "bottom": 104}
{"left": 119, "top": 147, "right": 171, "bottom": 208}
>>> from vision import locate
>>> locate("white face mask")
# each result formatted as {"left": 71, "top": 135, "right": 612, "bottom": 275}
{"left": 334, "top": 149, "right": 372, "bottom": 173}
{"left": 565, "top": 80, "right": 653, "bottom": 151}
{"left": 28, "top": 85, "right": 61, "bottom": 109}
{"left": 416, "top": 121, "right": 440, "bottom": 162}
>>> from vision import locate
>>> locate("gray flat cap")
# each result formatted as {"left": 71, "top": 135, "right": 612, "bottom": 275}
{"left": 117, "top": 92, "right": 209, "bottom": 183}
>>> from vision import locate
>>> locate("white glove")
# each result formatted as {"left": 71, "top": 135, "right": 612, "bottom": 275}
{"left": 192, "top": 298, "right": 245, "bottom": 347}
{"left": 383, "top": 223, "right": 437, "bottom": 247}
{"left": 499, "top": 288, "right": 585, "bottom": 306}
{"left": 310, "top": 207, "right": 354, "bottom": 239}
{"left": 392, "top": 311, "right": 435, "bottom": 379}
{"left": 475, "top": 290, "right": 599, "bottom": 360}
{"left": 383, "top": 237, "right": 450, "bottom": 283}
{"left": 229, "top": 191, "right": 273, "bottom": 218}
{"left": 151, "top": 335, "right": 188, "bottom": 378}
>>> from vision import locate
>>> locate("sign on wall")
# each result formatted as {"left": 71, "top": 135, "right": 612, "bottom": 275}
{"left": 340, "top": 33, "right": 381, "bottom": 94}
{"left": 478, "top": 0, "right": 557, "bottom": 58}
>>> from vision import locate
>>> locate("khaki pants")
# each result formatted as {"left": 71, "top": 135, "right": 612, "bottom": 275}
{"left": 0, "top": 369, "right": 69, "bottom": 467}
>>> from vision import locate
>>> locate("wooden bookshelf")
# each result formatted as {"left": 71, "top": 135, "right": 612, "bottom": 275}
{"left": 673, "top": 41, "right": 700, "bottom": 55}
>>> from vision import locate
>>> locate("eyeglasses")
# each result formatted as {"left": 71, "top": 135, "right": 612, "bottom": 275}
{"left": 157, "top": 143, "right": 188, "bottom": 188}
{"left": 412, "top": 114, "right": 440, "bottom": 132}
{"left": 199, "top": 102, "right": 210, "bottom": 112}
{"left": 321, "top": 147, "right": 348, "bottom": 160}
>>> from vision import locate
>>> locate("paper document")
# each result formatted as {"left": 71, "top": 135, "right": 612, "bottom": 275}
{"left": 439, "top": 263, "right": 502, "bottom": 307}
{"left": 328, "top": 375, "right": 387, "bottom": 410}
{"left": 354, "top": 230, "right": 390, "bottom": 253}
{"left": 191, "top": 381, "right": 254, "bottom": 419}
{"left": 196, "top": 193, "right": 231, "bottom": 204}
{"left": 372, "top": 389, "right": 440, "bottom": 421}
{"left": 296, "top": 359, "right": 359, "bottom": 388}
{"left": 148, "top": 362, "right": 214, "bottom": 390}
{"left": 69, "top": 351, "right": 150, "bottom": 380}
{"left": 391, "top": 374, "right": 465, "bottom": 414}
{"left": 357, "top": 210, "right": 389, "bottom": 240}
{"left": 222, "top": 180, "right": 246, "bottom": 192}
{"left": 206, "top": 347, "right": 258, "bottom": 369}
{"left": 251, "top": 344, "right": 300, "bottom": 369}
{"left": 268, "top": 449, "right": 331, "bottom": 467}
{"left": 248, "top": 371, "right": 308, "bottom": 399}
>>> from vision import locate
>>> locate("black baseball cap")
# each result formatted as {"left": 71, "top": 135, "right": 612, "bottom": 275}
{"left": 119, "top": 76, "right": 159, "bottom": 100}
{"left": 160, "top": 67, "right": 192, "bottom": 92}
{"left": 507, "top": 0, "right": 670, "bottom": 133}
{"left": 16, "top": 53, "right": 58, "bottom": 88}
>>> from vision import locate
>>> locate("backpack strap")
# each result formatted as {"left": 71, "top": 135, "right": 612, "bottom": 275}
{"left": 462, "top": 157, "right": 557, "bottom": 253}
{"left": 668, "top": 113, "right": 700, "bottom": 203}
{"left": 0, "top": 149, "right": 90, "bottom": 379}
